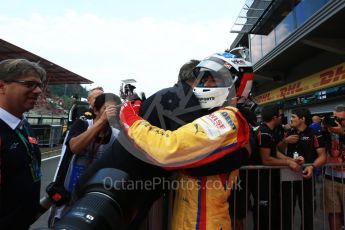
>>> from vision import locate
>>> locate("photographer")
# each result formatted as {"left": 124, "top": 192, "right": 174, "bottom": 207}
{"left": 324, "top": 105, "right": 345, "bottom": 230}
{"left": 49, "top": 93, "right": 121, "bottom": 227}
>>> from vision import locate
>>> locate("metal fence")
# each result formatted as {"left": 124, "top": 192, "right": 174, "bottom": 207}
{"left": 27, "top": 115, "right": 68, "bottom": 147}
{"left": 26, "top": 115, "right": 67, "bottom": 126}
{"left": 31, "top": 118, "right": 344, "bottom": 230}
{"left": 31, "top": 125, "right": 64, "bottom": 147}
{"left": 230, "top": 163, "right": 345, "bottom": 230}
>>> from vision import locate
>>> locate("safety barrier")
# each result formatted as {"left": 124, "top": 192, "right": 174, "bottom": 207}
{"left": 26, "top": 115, "right": 67, "bottom": 126}
{"left": 230, "top": 163, "right": 345, "bottom": 230}
{"left": 30, "top": 125, "right": 64, "bottom": 147}
{"left": 26, "top": 115, "right": 67, "bottom": 147}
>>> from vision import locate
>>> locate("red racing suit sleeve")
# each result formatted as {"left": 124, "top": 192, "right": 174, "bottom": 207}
{"left": 127, "top": 106, "right": 250, "bottom": 169}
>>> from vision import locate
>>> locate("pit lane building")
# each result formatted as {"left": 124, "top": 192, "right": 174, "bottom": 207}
{"left": 230, "top": 0, "right": 345, "bottom": 117}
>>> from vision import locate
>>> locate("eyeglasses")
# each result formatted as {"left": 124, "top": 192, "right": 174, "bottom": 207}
{"left": 7, "top": 80, "right": 44, "bottom": 90}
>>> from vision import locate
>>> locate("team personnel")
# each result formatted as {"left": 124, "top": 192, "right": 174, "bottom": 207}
{"left": 0, "top": 59, "right": 46, "bottom": 229}
{"left": 120, "top": 51, "right": 253, "bottom": 230}
{"left": 250, "top": 104, "right": 290, "bottom": 230}
{"left": 278, "top": 108, "right": 326, "bottom": 230}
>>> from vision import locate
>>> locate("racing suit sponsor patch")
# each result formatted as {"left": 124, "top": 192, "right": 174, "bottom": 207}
{"left": 195, "top": 112, "right": 232, "bottom": 139}
{"left": 220, "top": 112, "right": 236, "bottom": 130}
{"left": 140, "top": 121, "right": 170, "bottom": 137}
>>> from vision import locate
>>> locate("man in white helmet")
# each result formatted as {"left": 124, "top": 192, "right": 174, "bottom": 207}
{"left": 120, "top": 50, "right": 254, "bottom": 230}
{"left": 63, "top": 50, "right": 253, "bottom": 230}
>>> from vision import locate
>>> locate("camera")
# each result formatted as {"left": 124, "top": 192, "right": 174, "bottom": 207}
{"left": 46, "top": 181, "right": 71, "bottom": 206}
{"left": 323, "top": 116, "right": 338, "bottom": 127}
{"left": 119, "top": 79, "right": 146, "bottom": 101}
{"left": 54, "top": 168, "right": 130, "bottom": 230}
{"left": 38, "top": 182, "right": 71, "bottom": 215}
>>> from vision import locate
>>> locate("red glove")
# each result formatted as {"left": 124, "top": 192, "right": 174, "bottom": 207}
{"left": 120, "top": 100, "right": 143, "bottom": 131}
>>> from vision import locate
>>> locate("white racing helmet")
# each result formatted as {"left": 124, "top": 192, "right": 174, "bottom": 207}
{"left": 193, "top": 51, "right": 253, "bottom": 109}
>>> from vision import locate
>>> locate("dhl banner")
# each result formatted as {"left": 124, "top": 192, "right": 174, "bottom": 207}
{"left": 255, "top": 62, "right": 345, "bottom": 104}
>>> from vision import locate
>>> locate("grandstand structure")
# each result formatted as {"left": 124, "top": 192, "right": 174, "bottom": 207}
{"left": 0, "top": 38, "right": 92, "bottom": 85}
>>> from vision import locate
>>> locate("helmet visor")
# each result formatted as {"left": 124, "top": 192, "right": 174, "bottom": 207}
{"left": 193, "top": 60, "right": 236, "bottom": 88}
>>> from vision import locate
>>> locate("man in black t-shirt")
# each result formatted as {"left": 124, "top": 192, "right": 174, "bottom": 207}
{"left": 278, "top": 107, "right": 326, "bottom": 230}
{"left": 251, "top": 104, "right": 300, "bottom": 230}
{"left": 0, "top": 59, "right": 46, "bottom": 229}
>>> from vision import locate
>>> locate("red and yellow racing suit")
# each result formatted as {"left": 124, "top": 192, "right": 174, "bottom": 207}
{"left": 127, "top": 106, "right": 250, "bottom": 230}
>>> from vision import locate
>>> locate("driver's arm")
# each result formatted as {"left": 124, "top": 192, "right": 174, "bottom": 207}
{"left": 126, "top": 107, "right": 249, "bottom": 167}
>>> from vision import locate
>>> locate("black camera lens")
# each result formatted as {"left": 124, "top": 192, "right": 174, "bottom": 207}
{"left": 324, "top": 116, "right": 337, "bottom": 127}
{"left": 55, "top": 192, "right": 122, "bottom": 230}
{"left": 55, "top": 168, "right": 129, "bottom": 230}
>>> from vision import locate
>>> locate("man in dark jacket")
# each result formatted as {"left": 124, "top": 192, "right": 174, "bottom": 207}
{"left": 0, "top": 59, "right": 46, "bottom": 229}
{"left": 69, "top": 55, "right": 252, "bottom": 229}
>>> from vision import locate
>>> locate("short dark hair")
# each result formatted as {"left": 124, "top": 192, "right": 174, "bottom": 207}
{"left": 261, "top": 104, "right": 280, "bottom": 122}
{"left": 291, "top": 107, "right": 312, "bottom": 125}
{"left": 93, "top": 93, "right": 122, "bottom": 129}
{"left": 178, "top": 59, "right": 200, "bottom": 82}
{"left": 94, "top": 93, "right": 121, "bottom": 111}
{"left": 0, "top": 59, "right": 46, "bottom": 82}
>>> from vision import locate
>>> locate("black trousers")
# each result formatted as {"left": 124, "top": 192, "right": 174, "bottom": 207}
{"left": 282, "top": 179, "right": 314, "bottom": 230}
{"left": 229, "top": 169, "right": 248, "bottom": 220}
{"left": 250, "top": 169, "right": 281, "bottom": 230}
